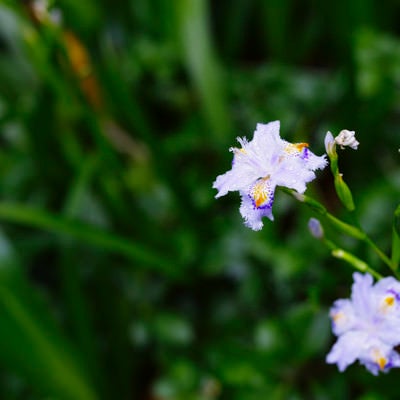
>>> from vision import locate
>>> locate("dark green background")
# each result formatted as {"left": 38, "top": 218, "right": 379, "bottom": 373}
{"left": 0, "top": 0, "right": 400, "bottom": 399}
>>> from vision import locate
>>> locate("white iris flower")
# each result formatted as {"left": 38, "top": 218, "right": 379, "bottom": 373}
{"left": 213, "top": 121, "right": 327, "bottom": 230}
{"left": 327, "top": 273, "right": 400, "bottom": 375}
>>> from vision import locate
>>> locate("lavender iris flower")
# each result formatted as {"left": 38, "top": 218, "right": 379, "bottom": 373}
{"left": 327, "top": 273, "right": 400, "bottom": 375}
{"left": 212, "top": 121, "right": 327, "bottom": 230}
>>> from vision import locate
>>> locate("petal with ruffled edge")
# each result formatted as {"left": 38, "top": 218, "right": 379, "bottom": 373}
{"left": 213, "top": 121, "right": 327, "bottom": 229}
{"left": 329, "top": 334, "right": 400, "bottom": 375}
{"left": 234, "top": 121, "right": 283, "bottom": 176}
{"left": 213, "top": 165, "right": 259, "bottom": 199}
{"left": 374, "top": 276, "right": 400, "bottom": 307}
{"left": 273, "top": 159, "right": 317, "bottom": 194}
{"left": 239, "top": 178, "right": 276, "bottom": 230}
{"left": 370, "top": 276, "right": 400, "bottom": 345}
{"left": 212, "top": 123, "right": 282, "bottom": 198}
{"left": 358, "top": 340, "right": 400, "bottom": 375}
{"left": 330, "top": 298, "right": 357, "bottom": 336}
{"left": 350, "top": 272, "right": 375, "bottom": 318}
{"left": 327, "top": 273, "right": 400, "bottom": 375}
{"left": 302, "top": 150, "right": 327, "bottom": 171}
{"left": 274, "top": 139, "right": 327, "bottom": 193}
{"left": 326, "top": 330, "right": 371, "bottom": 372}
{"left": 252, "top": 121, "right": 282, "bottom": 155}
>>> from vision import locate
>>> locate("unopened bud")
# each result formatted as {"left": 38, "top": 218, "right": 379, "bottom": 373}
{"left": 324, "top": 131, "right": 336, "bottom": 157}
{"left": 308, "top": 218, "right": 324, "bottom": 239}
{"left": 334, "top": 173, "right": 355, "bottom": 211}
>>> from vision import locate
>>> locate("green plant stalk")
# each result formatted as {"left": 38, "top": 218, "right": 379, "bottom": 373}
{"left": 331, "top": 248, "right": 383, "bottom": 280}
{"left": 315, "top": 228, "right": 382, "bottom": 279}
{"left": 391, "top": 204, "right": 400, "bottom": 271}
{"left": 328, "top": 144, "right": 355, "bottom": 211}
{"left": 391, "top": 227, "right": 400, "bottom": 271}
{"left": 0, "top": 285, "right": 97, "bottom": 400}
{"left": 284, "top": 189, "right": 393, "bottom": 272}
{"left": 175, "top": 0, "right": 231, "bottom": 144}
{"left": 59, "top": 155, "right": 106, "bottom": 395}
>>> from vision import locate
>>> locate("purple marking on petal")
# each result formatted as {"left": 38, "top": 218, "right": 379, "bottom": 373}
{"left": 213, "top": 121, "right": 327, "bottom": 230}
{"left": 327, "top": 273, "right": 400, "bottom": 375}
{"left": 301, "top": 147, "right": 310, "bottom": 160}
{"left": 248, "top": 178, "right": 275, "bottom": 210}
{"left": 387, "top": 289, "right": 400, "bottom": 302}
{"left": 249, "top": 191, "right": 274, "bottom": 210}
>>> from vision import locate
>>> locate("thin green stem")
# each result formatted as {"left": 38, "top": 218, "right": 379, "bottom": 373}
{"left": 320, "top": 232, "right": 382, "bottom": 279}
{"left": 284, "top": 188, "right": 394, "bottom": 273}
{"left": 363, "top": 236, "right": 391, "bottom": 268}
{"left": 331, "top": 248, "right": 383, "bottom": 280}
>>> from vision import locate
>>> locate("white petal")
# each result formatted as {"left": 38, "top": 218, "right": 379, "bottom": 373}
{"left": 253, "top": 121, "right": 281, "bottom": 144}
{"left": 330, "top": 298, "right": 357, "bottom": 336}
{"left": 213, "top": 163, "right": 261, "bottom": 198}
{"left": 326, "top": 331, "right": 370, "bottom": 371}
{"left": 335, "top": 130, "right": 359, "bottom": 150}
{"left": 351, "top": 273, "right": 375, "bottom": 317}
{"left": 239, "top": 190, "right": 274, "bottom": 231}
{"left": 324, "top": 131, "right": 335, "bottom": 154}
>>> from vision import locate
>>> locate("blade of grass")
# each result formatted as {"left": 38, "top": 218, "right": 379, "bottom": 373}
{"left": 0, "top": 284, "right": 97, "bottom": 400}
{"left": 59, "top": 155, "right": 106, "bottom": 395}
{"left": 222, "top": 0, "right": 255, "bottom": 61}
{"left": 260, "top": 0, "right": 292, "bottom": 61}
{"left": 0, "top": 202, "right": 176, "bottom": 276}
{"left": 175, "top": 0, "right": 231, "bottom": 144}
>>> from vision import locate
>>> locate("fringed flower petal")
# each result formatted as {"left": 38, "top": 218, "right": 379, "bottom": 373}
{"left": 213, "top": 121, "right": 326, "bottom": 230}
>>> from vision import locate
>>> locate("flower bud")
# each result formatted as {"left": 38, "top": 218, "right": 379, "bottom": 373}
{"left": 324, "top": 131, "right": 336, "bottom": 158}
{"left": 331, "top": 249, "right": 368, "bottom": 272}
{"left": 334, "top": 173, "right": 355, "bottom": 211}
{"left": 308, "top": 218, "right": 324, "bottom": 239}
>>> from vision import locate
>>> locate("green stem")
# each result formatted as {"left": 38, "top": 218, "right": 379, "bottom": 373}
{"left": 284, "top": 189, "right": 394, "bottom": 273}
{"left": 363, "top": 236, "right": 391, "bottom": 268}
{"left": 320, "top": 232, "right": 382, "bottom": 279}
{"left": 331, "top": 248, "right": 383, "bottom": 280}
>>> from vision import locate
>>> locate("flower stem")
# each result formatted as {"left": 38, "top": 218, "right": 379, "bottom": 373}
{"left": 331, "top": 248, "right": 383, "bottom": 280}
{"left": 283, "top": 188, "right": 395, "bottom": 274}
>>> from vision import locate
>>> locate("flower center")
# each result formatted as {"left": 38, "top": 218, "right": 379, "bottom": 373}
{"left": 285, "top": 142, "right": 308, "bottom": 153}
{"left": 385, "top": 296, "right": 395, "bottom": 307}
{"left": 249, "top": 177, "right": 274, "bottom": 209}
{"left": 331, "top": 311, "right": 344, "bottom": 323}
{"left": 372, "top": 348, "right": 388, "bottom": 370}
{"left": 280, "top": 142, "right": 310, "bottom": 161}
{"left": 380, "top": 291, "right": 399, "bottom": 314}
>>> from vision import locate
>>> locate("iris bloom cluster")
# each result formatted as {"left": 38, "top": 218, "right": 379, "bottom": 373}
{"left": 213, "top": 121, "right": 326, "bottom": 230}
{"left": 327, "top": 273, "right": 400, "bottom": 375}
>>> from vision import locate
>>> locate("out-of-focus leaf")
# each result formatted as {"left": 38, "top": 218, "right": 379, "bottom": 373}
{"left": 0, "top": 229, "right": 97, "bottom": 399}
{"left": 174, "top": 0, "right": 231, "bottom": 143}
{"left": 391, "top": 204, "right": 400, "bottom": 270}
{"left": 0, "top": 284, "right": 97, "bottom": 400}
{"left": 355, "top": 29, "right": 400, "bottom": 98}
{"left": 0, "top": 202, "right": 176, "bottom": 275}
{"left": 153, "top": 313, "right": 194, "bottom": 346}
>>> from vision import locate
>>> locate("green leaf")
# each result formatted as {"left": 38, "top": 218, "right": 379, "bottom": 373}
{"left": 174, "top": 0, "right": 231, "bottom": 143}
{"left": 0, "top": 232, "right": 97, "bottom": 399}
{"left": 0, "top": 284, "right": 98, "bottom": 400}
{"left": 0, "top": 202, "right": 176, "bottom": 276}
{"left": 334, "top": 174, "right": 355, "bottom": 212}
{"left": 391, "top": 204, "right": 400, "bottom": 270}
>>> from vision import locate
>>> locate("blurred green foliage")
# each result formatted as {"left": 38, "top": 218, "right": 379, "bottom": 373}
{"left": 0, "top": 0, "right": 400, "bottom": 399}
